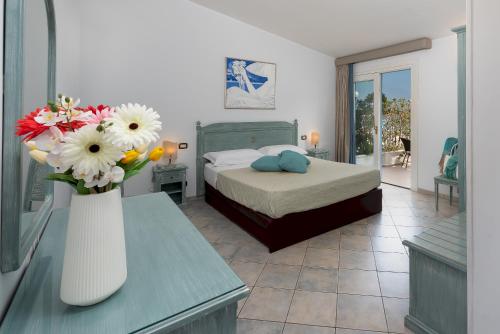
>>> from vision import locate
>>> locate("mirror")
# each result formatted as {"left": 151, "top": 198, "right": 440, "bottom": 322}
{"left": 1, "top": 0, "right": 56, "bottom": 272}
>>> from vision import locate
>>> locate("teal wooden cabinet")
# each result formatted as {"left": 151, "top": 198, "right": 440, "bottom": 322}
{"left": 153, "top": 164, "right": 187, "bottom": 205}
{"left": 402, "top": 213, "right": 467, "bottom": 334}
{"left": 0, "top": 193, "right": 248, "bottom": 334}
{"left": 306, "top": 148, "right": 329, "bottom": 160}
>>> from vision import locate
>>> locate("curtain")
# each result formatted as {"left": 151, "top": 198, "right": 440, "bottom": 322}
{"left": 334, "top": 64, "right": 353, "bottom": 163}
{"left": 348, "top": 64, "right": 356, "bottom": 164}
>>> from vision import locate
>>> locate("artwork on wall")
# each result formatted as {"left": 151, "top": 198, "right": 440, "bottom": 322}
{"left": 225, "top": 57, "right": 276, "bottom": 109}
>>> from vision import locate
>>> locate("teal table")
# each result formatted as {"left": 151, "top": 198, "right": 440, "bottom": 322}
{"left": 0, "top": 193, "right": 248, "bottom": 334}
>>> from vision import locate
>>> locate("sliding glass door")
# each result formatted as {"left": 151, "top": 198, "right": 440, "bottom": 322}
{"left": 354, "top": 75, "right": 381, "bottom": 169}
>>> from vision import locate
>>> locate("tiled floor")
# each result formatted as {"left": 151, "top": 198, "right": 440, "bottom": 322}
{"left": 181, "top": 184, "right": 459, "bottom": 334}
{"left": 381, "top": 164, "right": 411, "bottom": 189}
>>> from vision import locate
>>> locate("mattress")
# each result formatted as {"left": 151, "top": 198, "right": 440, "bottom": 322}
{"left": 204, "top": 163, "right": 252, "bottom": 188}
{"left": 212, "top": 158, "right": 381, "bottom": 218}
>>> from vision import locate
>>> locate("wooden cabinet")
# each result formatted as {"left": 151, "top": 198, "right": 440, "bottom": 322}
{"left": 0, "top": 193, "right": 248, "bottom": 334}
{"left": 403, "top": 213, "right": 467, "bottom": 334}
{"left": 153, "top": 164, "right": 187, "bottom": 205}
{"left": 306, "top": 148, "right": 330, "bottom": 160}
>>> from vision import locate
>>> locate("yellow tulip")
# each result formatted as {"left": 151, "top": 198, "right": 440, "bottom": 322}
{"left": 29, "top": 149, "right": 48, "bottom": 164}
{"left": 121, "top": 150, "right": 140, "bottom": 164}
{"left": 148, "top": 147, "right": 164, "bottom": 161}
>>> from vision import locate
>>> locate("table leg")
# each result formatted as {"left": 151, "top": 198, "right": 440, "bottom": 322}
{"left": 435, "top": 182, "right": 439, "bottom": 211}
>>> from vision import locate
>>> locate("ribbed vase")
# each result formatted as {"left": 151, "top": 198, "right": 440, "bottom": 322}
{"left": 60, "top": 188, "right": 127, "bottom": 306}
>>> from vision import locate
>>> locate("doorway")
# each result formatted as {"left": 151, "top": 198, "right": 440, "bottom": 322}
{"left": 354, "top": 68, "right": 413, "bottom": 189}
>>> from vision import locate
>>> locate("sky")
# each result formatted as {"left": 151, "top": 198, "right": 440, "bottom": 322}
{"left": 355, "top": 69, "right": 411, "bottom": 101}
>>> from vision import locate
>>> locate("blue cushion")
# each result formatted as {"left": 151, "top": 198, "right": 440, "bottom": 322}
{"left": 278, "top": 150, "right": 310, "bottom": 173}
{"left": 251, "top": 156, "right": 282, "bottom": 172}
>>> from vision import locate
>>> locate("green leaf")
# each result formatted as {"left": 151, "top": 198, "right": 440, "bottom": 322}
{"left": 124, "top": 169, "right": 141, "bottom": 181}
{"left": 47, "top": 173, "right": 78, "bottom": 185}
{"left": 76, "top": 180, "right": 91, "bottom": 195}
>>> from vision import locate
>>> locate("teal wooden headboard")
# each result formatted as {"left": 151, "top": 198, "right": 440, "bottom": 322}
{"left": 196, "top": 120, "right": 298, "bottom": 195}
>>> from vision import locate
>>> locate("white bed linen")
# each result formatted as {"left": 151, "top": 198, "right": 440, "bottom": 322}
{"left": 204, "top": 163, "right": 250, "bottom": 188}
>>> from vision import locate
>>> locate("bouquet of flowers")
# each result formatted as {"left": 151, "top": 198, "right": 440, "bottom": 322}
{"left": 16, "top": 95, "right": 163, "bottom": 194}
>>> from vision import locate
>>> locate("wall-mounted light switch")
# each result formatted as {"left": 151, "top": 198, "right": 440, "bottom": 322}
{"left": 178, "top": 143, "right": 188, "bottom": 149}
{"left": 300, "top": 135, "right": 307, "bottom": 141}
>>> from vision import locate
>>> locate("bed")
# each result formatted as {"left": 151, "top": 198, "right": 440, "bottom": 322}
{"left": 196, "top": 120, "right": 382, "bottom": 252}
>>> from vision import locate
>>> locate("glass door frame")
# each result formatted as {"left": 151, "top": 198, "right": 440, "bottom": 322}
{"left": 354, "top": 73, "right": 382, "bottom": 170}
{"left": 354, "top": 64, "right": 418, "bottom": 191}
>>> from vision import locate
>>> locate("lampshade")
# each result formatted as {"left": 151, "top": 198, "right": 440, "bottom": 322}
{"left": 163, "top": 140, "right": 178, "bottom": 164}
{"left": 311, "top": 131, "right": 320, "bottom": 146}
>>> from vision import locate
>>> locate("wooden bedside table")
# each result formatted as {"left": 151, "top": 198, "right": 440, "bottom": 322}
{"left": 306, "top": 148, "right": 329, "bottom": 160}
{"left": 153, "top": 163, "right": 187, "bottom": 205}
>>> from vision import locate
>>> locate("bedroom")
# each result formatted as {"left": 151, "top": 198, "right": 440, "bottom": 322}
{"left": 0, "top": 0, "right": 498, "bottom": 334}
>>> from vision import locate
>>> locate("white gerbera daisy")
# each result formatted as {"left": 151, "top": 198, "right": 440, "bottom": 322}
{"left": 105, "top": 103, "right": 161, "bottom": 148}
{"left": 60, "top": 125, "right": 124, "bottom": 177}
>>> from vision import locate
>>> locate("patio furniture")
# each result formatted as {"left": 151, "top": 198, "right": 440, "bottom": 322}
{"left": 400, "top": 137, "right": 411, "bottom": 168}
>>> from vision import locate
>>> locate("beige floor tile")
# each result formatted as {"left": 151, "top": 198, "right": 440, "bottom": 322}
{"left": 239, "top": 287, "right": 294, "bottom": 322}
{"left": 338, "top": 224, "right": 370, "bottom": 236}
{"left": 340, "top": 234, "right": 372, "bottom": 251}
{"left": 338, "top": 269, "right": 380, "bottom": 296}
{"left": 378, "top": 272, "right": 409, "bottom": 298}
{"left": 371, "top": 236, "right": 406, "bottom": 253}
{"left": 368, "top": 225, "right": 400, "bottom": 238}
{"left": 308, "top": 231, "right": 340, "bottom": 249}
{"left": 396, "top": 226, "right": 425, "bottom": 240}
{"left": 256, "top": 264, "right": 301, "bottom": 289}
{"left": 268, "top": 246, "right": 307, "bottom": 266}
{"left": 230, "top": 261, "right": 266, "bottom": 287}
{"left": 339, "top": 250, "right": 376, "bottom": 270}
{"left": 367, "top": 214, "right": 395, "bottom": 226}
{"left": 212, "top": 241, "right": 241, "bottom": 259}
{"left": 383, "top": 297, "right": 412, "bottom": 333}
{"left": 336, "top": 294, "right": 388, "bottom": 332}
{"left": 335, "top": 328, "right": 384, "bottom": 334}
{"left": 391, "top": 215, "right": 436, "bottom": 227}
{"left": 233, "top": 244, "right": 270, "bottom": 263}
{"left": 296, "top": 267, "right": 338, "bottom": 293}
{"left": 374, "top": 252, "right": 409, "bottom": 273}
{"left": 286, "top": 290, "right": 336, "bottom": 327}
{"left": 237, "top": 319, "right": 284, "bottom": 334}
{"left": 303, "top": 248, "right": 339, "bottom": 269}
{"left": 282, "top": 323, "right": 335, "bottom": 334}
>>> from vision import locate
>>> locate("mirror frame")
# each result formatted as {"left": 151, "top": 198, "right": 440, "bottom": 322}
{"left": 1, "top": 0, "right": 56, "bottom": 272}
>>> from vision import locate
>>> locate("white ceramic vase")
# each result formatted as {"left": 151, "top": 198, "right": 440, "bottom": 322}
{"left": 60, "top": 188, "right": 127, "bottom": 306}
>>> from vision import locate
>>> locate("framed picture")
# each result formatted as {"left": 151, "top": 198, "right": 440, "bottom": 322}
{"left": 225, "top": 57, "right": 276, "bottom": 109}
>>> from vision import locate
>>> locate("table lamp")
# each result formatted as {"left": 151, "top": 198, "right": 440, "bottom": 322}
{"left": 163, "top": 140, "right": 178, "bottom": 165}
{"left": 311, "top": 131, "right": 320, "bottom": 149}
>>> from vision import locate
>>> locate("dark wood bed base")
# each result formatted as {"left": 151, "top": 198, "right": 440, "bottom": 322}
{"left": 205, "top": 182, "right": 382, "bottom": 252}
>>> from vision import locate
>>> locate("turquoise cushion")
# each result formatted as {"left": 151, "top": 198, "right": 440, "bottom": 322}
{"left": 444, "top": 154, "right": 458, "bottom": 179}
{"left": 251, "top": 156, "right": 282, "bottom": 172}
{"left": 278, "top": 150, "right": 310, "bottom": 173}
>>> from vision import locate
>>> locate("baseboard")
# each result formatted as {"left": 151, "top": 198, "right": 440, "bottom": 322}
{"left": 417, "top": 188, "right": 459, "bottom": 204}
{"left": 405, "top": 315, "right": 440, "bottom": 334}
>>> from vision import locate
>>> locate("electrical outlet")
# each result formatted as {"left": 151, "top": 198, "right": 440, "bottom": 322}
{"left": 178, "top": 143, "right": 188, "bottom": 149}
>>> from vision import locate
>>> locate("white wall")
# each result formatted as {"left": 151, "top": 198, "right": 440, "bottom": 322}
{"left": 468, "top": 0, "right": 500, "bottom": 332}
{"left": 74, "top": 0, "right": 335, "bottom": 198}
{"left": 354, "top": 35, "right": 458, "bottom": 193}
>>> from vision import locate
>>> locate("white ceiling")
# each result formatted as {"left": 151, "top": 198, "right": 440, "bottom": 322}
{"left": 190, "top": 0, "right": 465, "bottom": 58}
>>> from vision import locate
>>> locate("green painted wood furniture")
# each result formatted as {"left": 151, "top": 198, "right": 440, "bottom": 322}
{"left": 434, "top": 175, "right": 459, "bottom": 210}
{"left": 403, "top": 213, "right": 467, "bottom": 334}
{"left": 1, "top": 0, "right": 56, "bottom": 273}
{"left": 153, "top": 164, "right": 188, "bottom": 205}
{"left": 453, "top": 26, "right": 467, "bottom": 212}
{"left": 306, "top": 148, "right": 329, "bottom": 160}
{"left": 0, "top": 193, "right": 248, "bottom": 334}
{"left": 196, "top": 120, "right": 298, "bottom": 196}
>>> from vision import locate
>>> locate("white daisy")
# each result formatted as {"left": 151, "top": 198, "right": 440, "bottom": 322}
{"left": 84, "top": 166, "right": 124, "bottom": 188}
{"left": 60, "top": 124, "right": 124, "bottom": 177}
{"left": 105, "top": 103, "right": 161, "bottom": 148}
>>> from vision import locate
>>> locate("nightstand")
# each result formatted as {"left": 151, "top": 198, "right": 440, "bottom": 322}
{"left": 307, "top": 148, "right": 329, "bottom": 160}
{"left": 153, "top": 163, "right": 187, "bottom": 205}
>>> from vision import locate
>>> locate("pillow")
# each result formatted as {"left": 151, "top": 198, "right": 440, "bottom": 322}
{"left": 251, "top": 156, "right": 282, "bottom": 172}
{"left": 278, "top": 150, "right": 310, "bottom": 174}
{"left": 203, "top": 149, "right": 263, "bottom": 167}
{"left": 258, "top": 144, "right": 307, "bottom": 156}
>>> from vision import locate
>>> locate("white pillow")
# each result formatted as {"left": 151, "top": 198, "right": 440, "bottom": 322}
{"left": 203, "top": 149, "right": 263, "bottom": 167}
{"left": 258, "top": 144, "right": 307, "bottom": 156}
